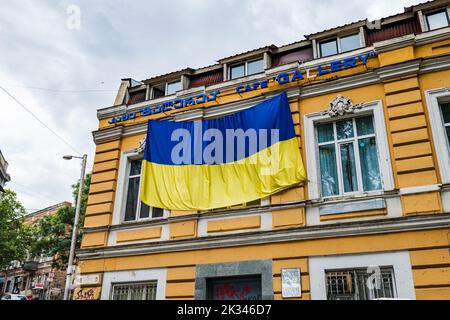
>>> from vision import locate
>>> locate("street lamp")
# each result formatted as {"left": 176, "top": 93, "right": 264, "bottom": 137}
{"left": 62, "top": 154, "right": 87, "bottom": 300}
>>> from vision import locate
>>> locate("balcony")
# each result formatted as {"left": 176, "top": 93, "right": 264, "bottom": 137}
{"left": 22, "top": 261, "right": 39, "bottom": 272}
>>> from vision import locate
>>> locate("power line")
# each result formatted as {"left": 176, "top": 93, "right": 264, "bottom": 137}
{"left": 0, "top": 83, "right": 116, "bottom": 93}
{"left": 0, "top": 86, "right": 81, "bottom": 155}
{"left": 9, "top": 185, "right": 57, "bottom": 205}
{"left": 8, "top": 181, "right": 60, "bottom": 202}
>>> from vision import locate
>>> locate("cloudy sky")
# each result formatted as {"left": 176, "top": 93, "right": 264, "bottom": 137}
{"left": 0, "top": 0, "right": 424, "bottom": 212}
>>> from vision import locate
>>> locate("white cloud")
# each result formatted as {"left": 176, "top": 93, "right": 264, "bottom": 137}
{"left": 0, "top": 0, "right": 425, "bottom": 211}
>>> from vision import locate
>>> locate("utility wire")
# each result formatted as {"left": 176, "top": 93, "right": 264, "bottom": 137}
{"left": 9, "top": 181, "right": 59, "bottom": 203}
{"left": 0, "top": 83, "right": 115, "bottom": 93}
{"left": 0, "top": 86, "right": 81, "bottom": 155}
{"left": 10, "top": 186, "right": 57, "bottom": 205}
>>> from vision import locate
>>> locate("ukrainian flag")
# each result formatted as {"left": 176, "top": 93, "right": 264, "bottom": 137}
{"left": 140, "top": 92, "right": 307, "bottom": 211}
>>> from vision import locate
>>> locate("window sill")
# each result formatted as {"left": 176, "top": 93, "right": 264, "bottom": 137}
{"left": 319, "top": 198, "right": 387, "bottom": 216}
{"left": 110, "top": 217, "right": 169, "bottom": 230}
{"left": 309, "top": 189, "right": 398, "bottom": 207}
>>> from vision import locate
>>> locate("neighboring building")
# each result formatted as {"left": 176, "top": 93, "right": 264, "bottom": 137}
{"left": 0, "top": 202, "right": 71, "bottom": 300}
{"left": 0, "top": 148, "right": 11, "bottom": 192}
{"left": 78, "top": 0, "right": 450, "bottom": 300}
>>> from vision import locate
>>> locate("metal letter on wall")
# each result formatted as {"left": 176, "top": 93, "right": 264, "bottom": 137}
{"left": 281, "top": 268, "right": 302, "bottom": 298}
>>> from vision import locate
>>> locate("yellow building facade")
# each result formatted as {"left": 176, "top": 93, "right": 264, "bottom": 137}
{"left": 77, "top": 0, "right": 450, "bottom": 300}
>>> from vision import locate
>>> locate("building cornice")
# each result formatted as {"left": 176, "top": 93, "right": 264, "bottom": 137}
{"left": 92, "top": 125, "right": 123, "bottom": 144}
{"left": 95, "top": 27, "right": 450, "bottom": 122}
{"left": 373, "top": 34, "right": 417, "bottom": 53}
{"left": 372, "top": 27, "right": 450, "bottom": 53}
{"left": 92, "top": 52, "right": 450, "bottom": 144}
{"left": 82, "top": 189, "right": 404, "bottom": 235}
{"left": 77, "top": 213, "right": 450, "bottom": 260}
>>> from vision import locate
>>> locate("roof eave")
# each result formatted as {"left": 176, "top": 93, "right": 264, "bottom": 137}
{"left": 218, "top": 45, "right": 278, "bottom": 64}
{"left": 305, "top": 19, "right": 368, "bottom": 40}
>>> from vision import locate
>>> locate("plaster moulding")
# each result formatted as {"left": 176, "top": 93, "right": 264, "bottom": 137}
{"left": 321, "top": 95, "right": 363, "bottom": 117}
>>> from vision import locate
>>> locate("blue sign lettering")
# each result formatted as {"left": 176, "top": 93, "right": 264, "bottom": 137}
{"left": 108, "top": 51, "right": 377, "bottom": 124}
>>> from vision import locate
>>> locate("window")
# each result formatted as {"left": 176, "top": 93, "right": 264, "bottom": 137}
{"left": 229, "top": 58, "right": 264, "bottom": 80}
{"left": 247, "top": 59, "right": 264, "bottom": 76}
{"left": 425, "top": 89, "right": 450, "bottom": 184}
{"left": 440, "top": 102, "right": 450, "bottom": 149}
{"left": 166, "top": 80, "right": 181, "bottom": 95}
{"left": 152, "top": 84, "right": 165, "bottom": 99}
{"left": 230, "top": 63, "right": 245, "bottom": 80}
{"left": 124, "top": 159, "right": 164, "bottom": 222}
{"left": 316, "top": 115, "right": 382, "bottom": 197}
{"left": 326, "top": 267, "right": 397, "bottom": 300}
{"left": 319, "top": 39, "right": 338, "bottom": 57}
{"left": 151, "top": 80, "right": 182, "bottom": 98}
{"left": 340, "top": 34, "right": 361, "bottom": 52}
{"left": 319, "top": 34, "right": 361, "bottom": 57}
{"left": 111, "top": 282, "right": 157, "bottom": 300}
{"left": 425, "top": 10, "right": 450, "bottom": 31}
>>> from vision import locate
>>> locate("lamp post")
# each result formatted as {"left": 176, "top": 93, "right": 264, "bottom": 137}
{"left": 62, "top": 154, "right": 87, "bottom": 300}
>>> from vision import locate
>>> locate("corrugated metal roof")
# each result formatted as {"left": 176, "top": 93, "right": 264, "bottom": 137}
{"left": 217, "top": 45, "right": 278, "bottom": 63}
{"left": 305, "top": 19, "right": 367, "bottom": 39}
{"left": 142, "top": 68, "right": 195, "bottom": 84}
{"left": 365, "top": 18, "right": 422, "bottom": 46}
{"left": 272, "top": 47, "right": 314, "bottom": 67}
{"left": 189, "top": 69, "right": 223, "bottom": 88}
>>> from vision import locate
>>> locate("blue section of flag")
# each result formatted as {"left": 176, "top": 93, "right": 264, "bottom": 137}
{"left": 144, "top": 92, "right": 295, "bottom": 165}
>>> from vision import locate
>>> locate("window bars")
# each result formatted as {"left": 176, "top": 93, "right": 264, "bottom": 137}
{"left": 325, "top": 267, "right": 397, "bottom": 300}
{"left": 111, "top": 281, "right": 157, "bottom": 300}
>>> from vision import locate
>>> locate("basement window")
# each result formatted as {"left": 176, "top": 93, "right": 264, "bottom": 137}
{"left": 111, "top": 281, "right": 157, "bottom": 300}
{"left": 326, "top": 267, "right": 397, "bottom": 300}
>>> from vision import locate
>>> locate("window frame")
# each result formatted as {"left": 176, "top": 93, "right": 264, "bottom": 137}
{"left": 318, "top": 32, "right": 362, "bottom": 58}
{"left": 309, "top": 251, "right": 415, "bottom": 300}
{"left": 424, "top": 9, "right": 450, "bottom": 31}
{"left": 150, "top": 79, "right": 182, "bottom": 99}
{"left": 110, "top": 281, "right": 158, "bottom": 300}
{"left": 424, "top": 88, "right": 450, "bottom": 184}
{"left": 316, "top": 116, "right": 381, "bottom": 198}
{"left": 304, "top": 100, "right": 394, "bottom": 200}
{"left": 101, "top": 268, "right": 166, "bottom": 300}
{"left": 228, "top": 57, "right": 264, "bottom": 80}
{"left": 440, "top": 102, "right": 450, "bottom": 151}
{"left": 325, "top": 266, "right": 397, "bottom": 300}
{"left": 113, "top": 150, "right": 169, "bottom": 226}
{"left": 166, "top": 80, "right": 182, "bottom": 96}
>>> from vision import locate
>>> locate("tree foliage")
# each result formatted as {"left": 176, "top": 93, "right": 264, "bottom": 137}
{"left": 30, "top": 173, "right": 91, "bottom": 270}
{"left": 0, "top": 189, "right": 32, "bottom": 271}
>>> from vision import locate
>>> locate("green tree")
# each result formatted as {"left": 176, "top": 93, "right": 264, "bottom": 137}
{"left": 0, "top": 189, "right": 32, "bottom": 271}
{"left": 31, "top": 173, "right": 91, "bottom": 270}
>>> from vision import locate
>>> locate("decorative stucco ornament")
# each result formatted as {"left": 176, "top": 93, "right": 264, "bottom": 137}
{"left": 136, "top": 137, "right": 146, "bottom": 153}
{"left": 321, "top": 95, "right": 363, "bottom": 117}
